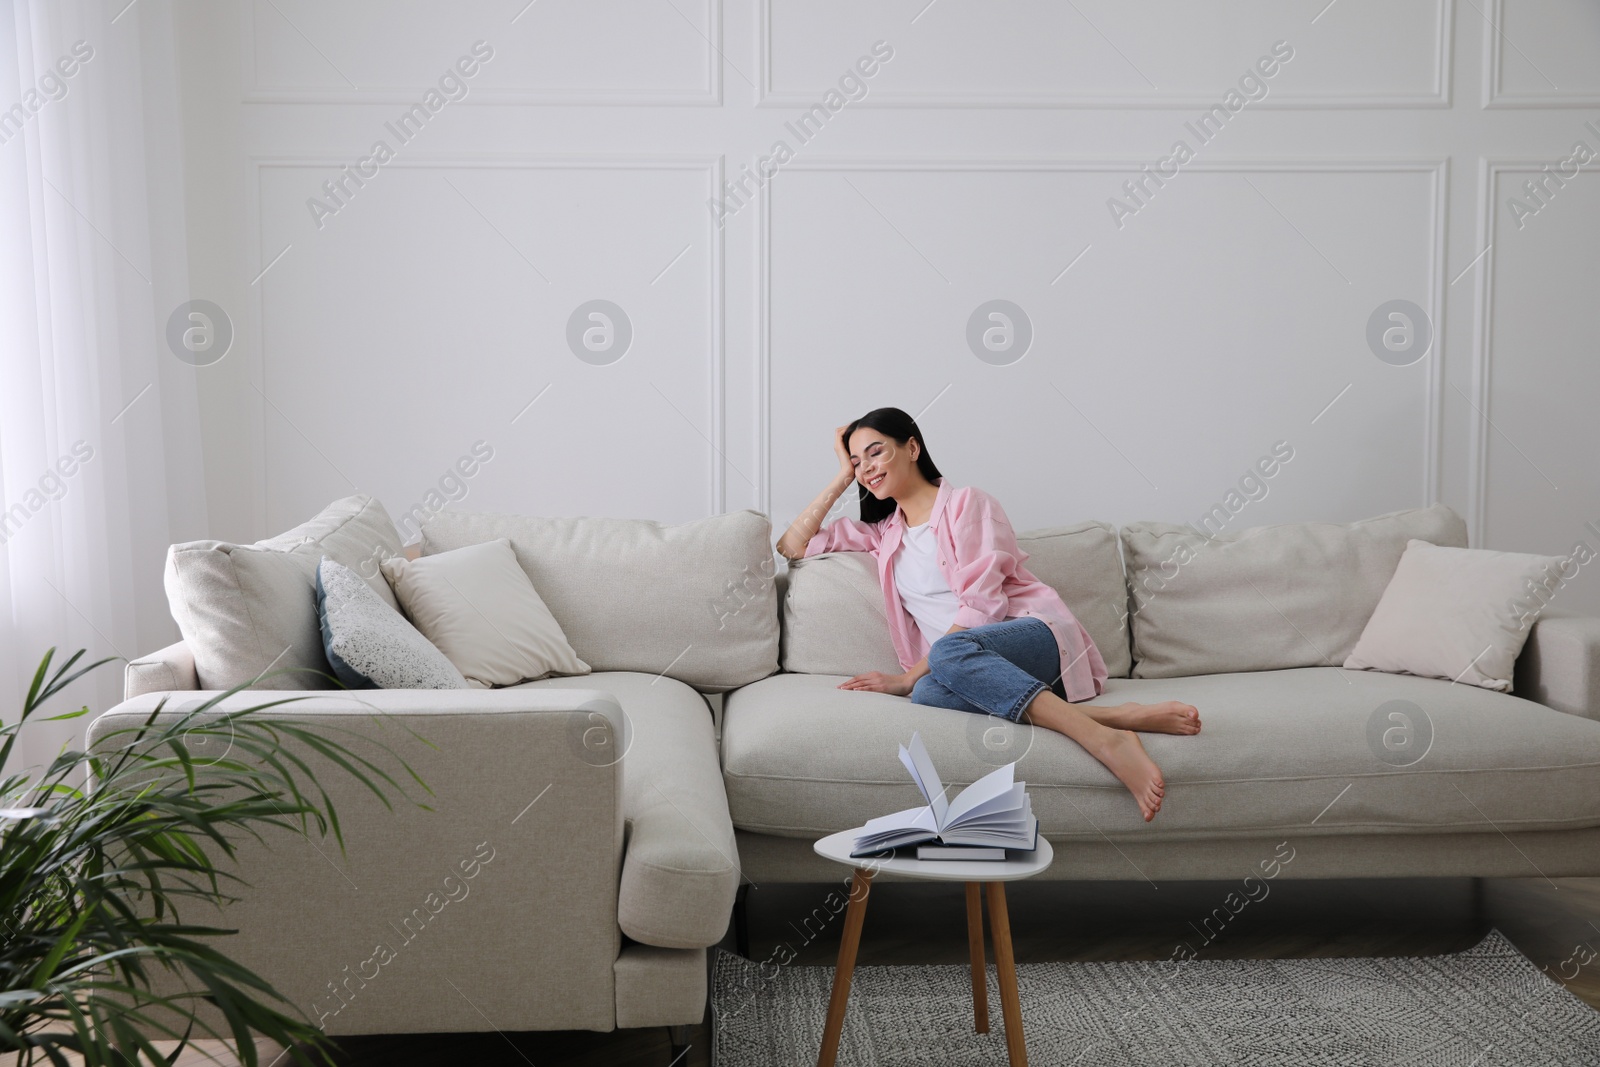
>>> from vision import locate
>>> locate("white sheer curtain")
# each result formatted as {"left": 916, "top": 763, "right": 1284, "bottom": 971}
{"left": 0, "top": 0, "right": 206, "bottom": 770}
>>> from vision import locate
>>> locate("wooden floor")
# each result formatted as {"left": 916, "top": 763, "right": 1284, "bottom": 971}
{"left": 154, "top": 873, "right": 1599, "bottom": 1067}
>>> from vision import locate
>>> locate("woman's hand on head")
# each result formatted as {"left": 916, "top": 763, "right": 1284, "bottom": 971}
{"left": 838, "top": 671, "right": 914, "bottom": 697}
{"left": 833, "top": 424, "right": 854, "bottom": 478}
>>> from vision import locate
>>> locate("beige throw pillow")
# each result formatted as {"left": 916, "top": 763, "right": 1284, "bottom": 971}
{"left": 381, "top": 539, "right": 590, "bottom": 688}
{"left": 1343, "top": 539, "right": 1565, "bottom": 691}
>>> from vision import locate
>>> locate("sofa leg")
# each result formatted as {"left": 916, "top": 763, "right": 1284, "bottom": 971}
{"left": 733, "top": 882, "right": 752, "bottom": 959}
{"left": 707, "top": 995, "right": 718, "bottom": 1067}
{"left": 667, "top": 1020, "right": 698, "bottom": 1064}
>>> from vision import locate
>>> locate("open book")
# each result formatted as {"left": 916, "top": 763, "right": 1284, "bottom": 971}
{"left": 849, "top": 731, "right": 1039, "bottom": 858}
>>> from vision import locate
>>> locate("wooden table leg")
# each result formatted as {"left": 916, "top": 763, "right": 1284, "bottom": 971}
{"left": 984, "top": 881, "right": 1027, "bottom": 1067}
{"left": 965, "top": 881, "right": 988, "bottom": 1033}
{"left": 817, "top": 867, "right": 873, "bottom": 1067}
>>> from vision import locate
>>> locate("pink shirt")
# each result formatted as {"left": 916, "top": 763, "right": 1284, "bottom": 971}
{"left": 803, "top": 476, "right": 1108, "bottom": 701}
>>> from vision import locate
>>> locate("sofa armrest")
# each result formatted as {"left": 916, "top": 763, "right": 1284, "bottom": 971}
{"left": 616, "top": 686, "right": 739, "bottom": 951}
{"left": 1516, "top": 616, "right": 1600, "bottom": 721}
{"left": 124, "top": 641, "right": 199, "bottom": 699}
{"left": 87, "top": 688, "right": 627, "bottom": 1035}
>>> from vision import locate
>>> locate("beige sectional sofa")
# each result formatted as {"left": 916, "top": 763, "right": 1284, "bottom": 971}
{"left": 95, "top": 495, "right": 1600, "bottom": 1044}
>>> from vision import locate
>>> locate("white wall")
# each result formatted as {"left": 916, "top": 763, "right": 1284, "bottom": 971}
{"left": 172, "top": 0, "right": 1600, "bottom": 616}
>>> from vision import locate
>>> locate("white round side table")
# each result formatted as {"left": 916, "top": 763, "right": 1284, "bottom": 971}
{"left": 811, "top": 828, "right": 1054, "bottom": 1067}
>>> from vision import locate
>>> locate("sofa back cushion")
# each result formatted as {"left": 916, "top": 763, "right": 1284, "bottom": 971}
{"left": 1013, "top": 521, "right": 1133, "bottom": 679}
{"left": 420, "top": 508, "right": 779, "bottom": 692}
{"left": 164, "top": 495, "right": 404, "bottom": 690}
{"left": 780, "top": 520, "right": 1132, "bottom": 679}
{"left": 1120, "top": 503, "right": 1469, "bottom": 679}
{"left": 780, "top": 553, "right": 902, "bottom": 676}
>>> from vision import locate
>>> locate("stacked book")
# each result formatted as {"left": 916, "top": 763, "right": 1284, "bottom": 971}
{"left": 849, "top": 731, "right": 1039, "bottom": 861}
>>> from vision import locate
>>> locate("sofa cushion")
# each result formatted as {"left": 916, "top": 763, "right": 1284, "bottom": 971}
{"left": 1344, "top": 539, "right": 1565, "bottom": 693}
{"left": 1013, "top": 521, "right": 1132, "bottom": 678}
{"left": 164, "top": 495, "right": 404, "bottom": 690}
{"left": 316, "top": 558, "right": 468, "bottom": 690}
{"left": 1121, "top": 504, "right": 1468, "bottom": 679}
{"left": 422, "top": 509, "right": 778, "bottom": 693}
{"left": 514, "top": 671, "right": 739, "bottom": 950}
{"left": 780, "top": 553, "right": 901, "bottom": 676}
{"left": 381, "top": 540, "right": 590, "bottom": 688}
{"left": 721, "top": 668, "right": 1600, "bottom": 842}
{"left": 780, "top": 519, "right": 1131, "bottom": 678}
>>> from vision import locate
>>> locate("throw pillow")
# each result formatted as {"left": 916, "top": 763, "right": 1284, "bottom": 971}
{"left": 164, "top": 495, "right": 406, "bottom": 690}
{"left": 316, "top": 558, "right": 467, "bottom": 690}
{"left": 381, "top": 539, "right": 590, "bottom": 688}
{"left": 1343, "top": 539, "right": 1566, "bottom": 691}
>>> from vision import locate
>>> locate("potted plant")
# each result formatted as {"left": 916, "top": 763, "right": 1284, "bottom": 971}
{"left": 0, "top": 649, "right": 429, "bottom": 1066}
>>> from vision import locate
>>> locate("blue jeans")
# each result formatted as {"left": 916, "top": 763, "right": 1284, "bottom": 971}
{"left": 909, "top": 616, "right": 1067, "bottom": 723}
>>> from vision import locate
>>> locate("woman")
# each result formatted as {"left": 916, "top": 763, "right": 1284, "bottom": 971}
{"left": 775, "top": 408, "right": 1200, "bottom": 822}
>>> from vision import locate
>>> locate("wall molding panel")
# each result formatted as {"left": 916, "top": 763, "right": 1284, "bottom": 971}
{"left": 242, "top": 0, "right": 723, "bottom": 106}
{"left": 1481, "top": 0, "right": 1600, "bottom": 107}
{"left": 758, "top": 0, "right": 1454, "bottom": 109}
{"left": 759, "top": 158, "right": 1447, "bottom": 520}
{"left": 1466, "top": 159, "right": 1594, "bottom": 550}
{"left": 248, "top": 155, "right": 726, "bottom": 523}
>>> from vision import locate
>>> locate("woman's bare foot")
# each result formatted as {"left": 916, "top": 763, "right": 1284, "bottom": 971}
{"left": 1087, "top": 700, "right": 1200, "bottom": 736}
{"left": 1092, "top": 729, "right": 1166, "bottom": 822}
{"left": 1019, "top": 693, "right": 1169, "bottom": 821}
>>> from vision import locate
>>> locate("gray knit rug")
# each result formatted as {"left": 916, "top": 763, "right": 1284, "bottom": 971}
{"left": 710, "top": 930, "right": 1600, "bottom": 1065}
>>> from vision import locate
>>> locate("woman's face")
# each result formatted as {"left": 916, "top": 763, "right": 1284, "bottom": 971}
{"left": 847, "top": 428, "right": 917, "bottom": 500}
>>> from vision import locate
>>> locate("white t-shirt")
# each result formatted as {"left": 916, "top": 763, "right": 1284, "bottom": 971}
{"left": 894, "top": 520, "right": 960, "bottom": 650}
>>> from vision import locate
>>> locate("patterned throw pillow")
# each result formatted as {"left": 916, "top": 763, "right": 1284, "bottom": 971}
{"left": 316, "top": 558, "right": 468, "bottom": 690}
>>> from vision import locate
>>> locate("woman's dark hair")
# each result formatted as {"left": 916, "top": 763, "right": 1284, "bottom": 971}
{"left": 841, "top": 407, "right": 943, "bottom": 525}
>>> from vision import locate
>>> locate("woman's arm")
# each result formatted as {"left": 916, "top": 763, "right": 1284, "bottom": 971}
{"left": 776, "top": 468, "right": 856, "bottom": 560}
{"left": 777, "top": 424, "right": 861, "bottom": 560}
{"left": 839, "top": 622, "right": 968, "bottom": 694}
